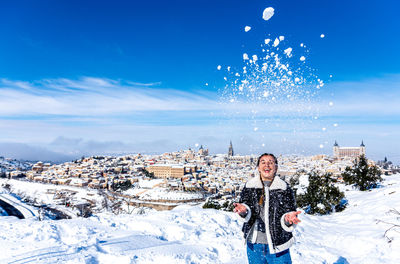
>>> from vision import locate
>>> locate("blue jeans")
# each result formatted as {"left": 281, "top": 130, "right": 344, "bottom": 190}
{"left": 246, "top": 242, "right": 292, "bottom": 264}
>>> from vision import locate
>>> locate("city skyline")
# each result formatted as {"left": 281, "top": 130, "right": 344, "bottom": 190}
{"left": 1, "top": 0, "right": 400, "bottom": 163}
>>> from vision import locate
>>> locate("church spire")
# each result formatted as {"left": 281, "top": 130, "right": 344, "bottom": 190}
{"left": 228, "top": 141, "right": 234, "bottom": 157}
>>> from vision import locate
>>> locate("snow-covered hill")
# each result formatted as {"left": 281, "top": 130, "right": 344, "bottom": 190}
{"left": 0, "top": 157, "right": 34, "bottom": 172}
{"left": 1, "top": 174, "right": 400, "bottom": 263}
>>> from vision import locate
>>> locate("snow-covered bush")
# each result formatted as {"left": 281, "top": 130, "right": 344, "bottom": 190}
{"left": 290, "top": 170, "right": 347, "bottom": 215}
{"left": 342, "top": 155, "right": 383, "bottom": 191}
{"left": 203, "top": 198, "right": 234, "bottom": 211}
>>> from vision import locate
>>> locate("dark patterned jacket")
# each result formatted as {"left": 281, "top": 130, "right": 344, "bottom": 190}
{"left": 239, "top": 175, "right": 297, "bottom": 254}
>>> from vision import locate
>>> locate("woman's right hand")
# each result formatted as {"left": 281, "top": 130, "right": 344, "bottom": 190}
{"left": 233, "top": 203, "right": 247, "bottom": 215}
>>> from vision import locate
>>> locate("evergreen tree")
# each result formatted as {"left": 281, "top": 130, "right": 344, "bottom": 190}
{"left": 342, "top": 155, "right": 382, "bottom": 191}
{"left": 291, "top": 170, "right": 346, "bottom": 215}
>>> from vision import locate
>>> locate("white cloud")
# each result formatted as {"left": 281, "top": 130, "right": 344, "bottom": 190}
{"left": 0, "top": 77, "right": 219, "bottom": 116}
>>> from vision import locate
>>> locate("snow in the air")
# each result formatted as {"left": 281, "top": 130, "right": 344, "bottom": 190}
{"left": 2, "top": 174, "right": 400, "bottom": 263}
{"left": 273, "top": 38, "right": 280, "bottom": 47}
{"left": 243, "top": 53, "right": 249, "bottom": 60}
{"left": 244, "top": 26, "right": 251, "bottom": 32}
{"left": 262, "top": 7, "right": 275, "bottom": 21}
{"left": 320, "top": 34, "right": 325, "bottom": 38}
{"left": 284, "top": 47, "right": 293, "bottom": 57}
{"left": 217, "top": 65, "right": 221, "bottom": 70}
{"left": 300, "top": 56, "right": 306, "bottom": 61}
{"left": 265, "top": 38, "right": 271, "bottom": 45}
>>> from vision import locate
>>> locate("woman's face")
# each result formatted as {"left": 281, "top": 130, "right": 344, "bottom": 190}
{"left": 258, "top": 155, "right": 277, "bottom": 181}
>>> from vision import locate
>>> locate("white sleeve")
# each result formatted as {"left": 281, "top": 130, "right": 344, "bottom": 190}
{"left": 242, "top": 203, "right": 252, "bottom": 222}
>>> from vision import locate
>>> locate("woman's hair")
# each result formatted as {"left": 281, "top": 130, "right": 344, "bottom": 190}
{"left": 256, "top": 153, "right": 278, "bottom": 169}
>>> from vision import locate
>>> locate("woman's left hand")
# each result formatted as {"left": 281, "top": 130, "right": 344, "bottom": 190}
{"left": 285, "top": 211, "right": 302, "bottom": 225}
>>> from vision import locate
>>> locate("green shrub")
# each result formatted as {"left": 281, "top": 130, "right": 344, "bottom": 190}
{"left": 342, "top": 155, "right": 383, "bottom": 191}
{"left": 291, "top": 170, "right": 347, "bottom": 215}
{"left": 203, "top": 199, "right": 221, "bottom": 210}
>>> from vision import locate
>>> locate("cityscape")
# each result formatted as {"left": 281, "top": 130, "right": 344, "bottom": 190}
{"left": 1, "top": 141, "right": 398, "bottom": 214}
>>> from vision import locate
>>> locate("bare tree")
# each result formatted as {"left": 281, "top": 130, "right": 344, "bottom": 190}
{"left": 376, "top": 208, "right": 400, "bottom": 243}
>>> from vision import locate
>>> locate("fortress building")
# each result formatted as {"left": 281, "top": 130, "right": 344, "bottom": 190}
{"left": 333, "top": 140, "right": 366, "bottom": 159}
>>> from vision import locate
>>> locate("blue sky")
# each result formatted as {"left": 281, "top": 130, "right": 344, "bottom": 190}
{"left": 1, "top": 0, "right": 400, "bottom": 163}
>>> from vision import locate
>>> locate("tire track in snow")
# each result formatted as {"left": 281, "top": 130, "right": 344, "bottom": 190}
{"left": 3, "top": 234, "right": 180, "bottom": 264}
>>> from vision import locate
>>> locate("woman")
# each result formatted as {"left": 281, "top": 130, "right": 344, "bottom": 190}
{"left": 234, "top": 153, "right": 301, "bottom": 264}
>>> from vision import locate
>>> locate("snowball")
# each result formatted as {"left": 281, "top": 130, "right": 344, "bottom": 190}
{"left": 322, "top": 127, "right": 326, "bottom": 131}
{"left": 320, "top": 34, "right": 325, "bottom": 38}
{"left": 284, "top": 47, "right": 292, "bottom": 57}
{"left": 273, "top": 38, "right": 280, "bottom": 47}
{"left": 329, "top": 102, "right": 334, "bottom": 106}
{"left": 265, "top": 39, "right": 271, "bottom": 45}
{"left": 254, "top": 127, "right": 258, "bottom": 131}
{"left": 229, "top": 98, "right": 235, "bottom": 103}
{"left": 279, "top": 36, "right": 285, "bottom": 41}
{"left": 262, "top": 7, "right": 275, "bottom": 21}
{"left": 300, "top": 43, "right": 304, "bottom": 47}
{"left": 217, "top": 65, "right": 221, "bottom": 70}
{"left": 227, "top": 66, "right": 231, "bottom": 71}
{"left": 243, "top": 53, "right": 249, "bottom": 60}
{"left": 319, "top": 144, "right": 324, "bottom": 148}
{"left": 263, "top": 91, "right": 269, "bottom": 97}
{"left": 300, "top": 56, "right": 306, "bottom": 61}
{"left": 262, "top": 143, "right": 265, "bottom": 147}
{"left": 245, "top": 26, "right": 251, "bottom": 32}
{"left": 252, "top": 55, "right": 258, "bottom": 61}
{"left": 295, "top": 77, "right": 300, "bottom": 82}
{"left": 205, "top": 83, "right": 208, "bottom": 86}
{"left": 333, "top": 123, "right": 338, "bottom": 127}
{"left": 330, "top": 74, "right": 333, "bottom": 78}
{"left": 195, "top": 143, "right": 199, "bottom": 147}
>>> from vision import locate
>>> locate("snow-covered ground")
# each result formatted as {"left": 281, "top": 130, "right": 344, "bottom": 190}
{"left": 1, "top": 174, "right": 400, "bottom": 263}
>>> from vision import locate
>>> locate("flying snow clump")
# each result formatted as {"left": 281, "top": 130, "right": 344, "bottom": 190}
{"left": 273, "top": 38, "right": 280, "bottom": 47}
{"left": 320, "top": 34, "right": 325, "bottom": 38}
{"left": 262, "top": 7, "right": 275, "bottom": 21}
{"left": 245, "top": 26, "right": 251, "bottom": 32}
{"left": 300, "top": 56, "right": 306, "bottom": 61}
{"left": 243, "top": 53, "right": 249, "bottom": 60}
{"left": 284, "top": 47, "right": 293, "bottom": 57}
{"left": 217, "top": 65, "right": 221, "bottom": 70}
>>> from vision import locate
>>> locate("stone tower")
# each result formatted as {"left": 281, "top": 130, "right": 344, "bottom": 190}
{"left": 360, "top": 140, "right": 366, "bottom": 156}
{"left": 333, "top": 140, "right": 339, "bottom": 158}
